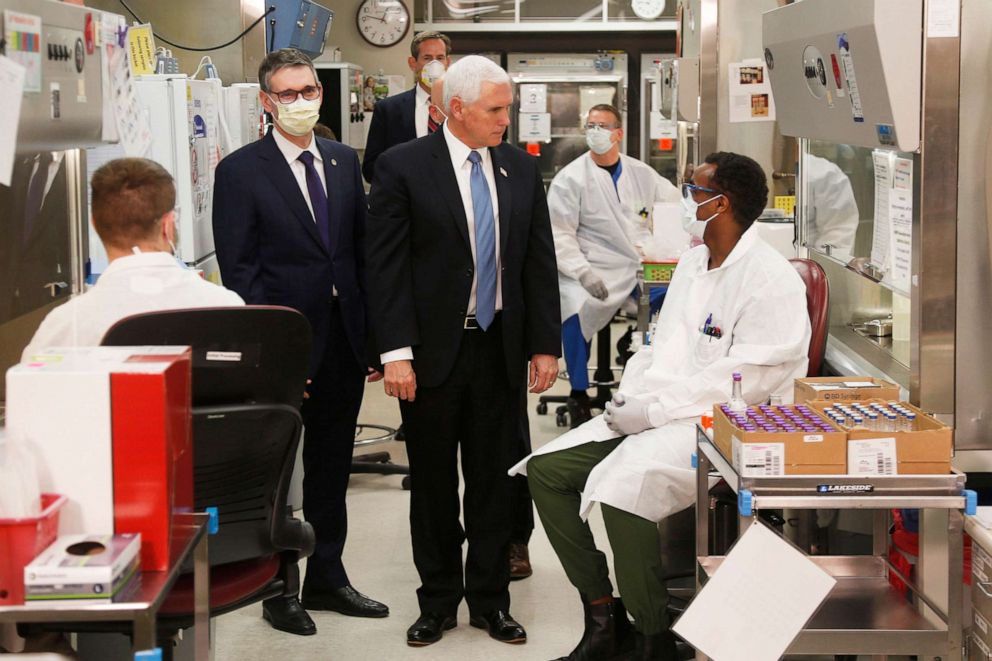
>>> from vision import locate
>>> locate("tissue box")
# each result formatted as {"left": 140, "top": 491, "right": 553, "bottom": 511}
{"left": 24, "top": 533, "right": 140, "bottom": 603}
{"left": 6, "top": 347, "right": 192, "bottom": 571}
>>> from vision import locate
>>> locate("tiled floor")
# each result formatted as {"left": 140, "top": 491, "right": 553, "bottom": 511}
{"left": 213, "top": 360, "right": 612, "bottom": 661}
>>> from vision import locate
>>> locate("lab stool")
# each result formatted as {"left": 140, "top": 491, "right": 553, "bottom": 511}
{"left": 536, "top": 322, "right": 621, "bottom": 429}
{"left": 352, "top": 423, "right": 411, "bottom": 490}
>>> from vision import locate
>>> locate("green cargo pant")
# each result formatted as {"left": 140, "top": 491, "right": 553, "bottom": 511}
{"left": 527, "top": 439, "right": 669, "bottom": 635}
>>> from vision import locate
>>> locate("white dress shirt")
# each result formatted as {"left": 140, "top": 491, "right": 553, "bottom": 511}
{"left": 272, "top": 128, "right": 325, "bottom": 222}
{"left": 22, "top": 252, "right": 245, "bottom": 361}
{"left": 414, "top": 84, "right": 431, "bottom": 138}
{"left": 380, "top": 122, "right": 504, "bottom": 365}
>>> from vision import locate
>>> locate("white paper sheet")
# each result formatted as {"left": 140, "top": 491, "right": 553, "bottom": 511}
{"left": 727, "top": 60, "right": 775, "bottom": 123}
{"left": 517, "top": 112, "right": 551, "bottom": 142}
{"left": 870, "top": 150, "right": 892, "bottom": 269}
{"left": 108, "top": 46, "right": 152, "bottom": 157}
{"left": 519, "top": 84, "right": 547, "bottom": 113}
{"left": 673, "top": 522, "right": 836, "bottom": 660}
{"left": 888, "top": 188, "right": 913, "bottom": 293}
{"left": 0, "top": 55, "right": 26, "bottom": 186}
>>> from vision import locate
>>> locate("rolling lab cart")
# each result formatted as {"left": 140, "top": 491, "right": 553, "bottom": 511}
{"left": 692, "top": 426, "right": 972, "bottom": 659}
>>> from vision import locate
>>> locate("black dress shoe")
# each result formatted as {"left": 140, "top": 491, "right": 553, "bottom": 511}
{"left": 407, "top": 612, "right": 457, "bottom": 646}
{"left": 470, "top": 609, "right": 527, "bottom": 644}
{"left": 262, "top": 595, "right": 317, "bottom": 636}
{"left": 301, "top": 585, "right": 389, "bottom": 618}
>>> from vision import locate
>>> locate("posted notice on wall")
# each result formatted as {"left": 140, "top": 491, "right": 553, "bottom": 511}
{"left": 3, "top": 10, "right": 41, "bottom": 93}
{"left": 517, "top": 113, "right": 551, "bottom": 142}
{"left": 870, "top": 150, "right": 913, "bottom": 293}
{"left": 0, "top": 55, "right": 27, "bottom": 186}
{"left": 126, "top": 23, "right": 156, "bottom": 76}
{"left": 728, "top": 60, "right": 775, "bottom": 123}
{"left": 519, "top": 84, "right": 547, "bottom": 114}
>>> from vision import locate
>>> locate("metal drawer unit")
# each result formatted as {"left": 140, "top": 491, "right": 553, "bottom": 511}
{"left": 693, "top": 425, "right": 971, "bottom": 659}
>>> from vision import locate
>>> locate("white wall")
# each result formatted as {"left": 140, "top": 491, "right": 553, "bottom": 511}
{"left": 320, "top": 0, "right": 416, "bottom": 89}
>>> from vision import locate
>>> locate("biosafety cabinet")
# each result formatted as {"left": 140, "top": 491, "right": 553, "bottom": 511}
{"left": 507, "top": 52, "right": 628, "bottom": 185}
{"left": 763, "top": 0, "right": 992, "bottom": 472}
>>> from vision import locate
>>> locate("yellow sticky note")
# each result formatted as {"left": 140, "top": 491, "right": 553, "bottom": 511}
{"left": 126, "top": 24, "right": 156, "bottom": 76}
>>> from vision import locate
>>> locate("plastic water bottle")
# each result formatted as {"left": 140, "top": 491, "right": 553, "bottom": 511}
{"left": 728, "top": 372, "right": 747, "bottom": 413}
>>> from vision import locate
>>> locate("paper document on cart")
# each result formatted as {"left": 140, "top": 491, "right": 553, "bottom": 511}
{"left": 672, "top": 521, "right": 835, "bottom": 660}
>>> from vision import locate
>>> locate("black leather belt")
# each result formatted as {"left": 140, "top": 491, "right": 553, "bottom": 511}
{"left": 463, "top": 313, "right": 501, "bottom": 330}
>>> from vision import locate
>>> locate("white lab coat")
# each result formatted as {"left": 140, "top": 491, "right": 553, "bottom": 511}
{"left": 549, "top": 152, "right": 680, "bottom": 340}
{"left": 511, "top": 227, "right": 812, "bottom": 522}
{"left": 21, "top": 252, "right": 244, "bottom": 361}
{"left": 804, "top": 154, "right": 860, "bottom": 256}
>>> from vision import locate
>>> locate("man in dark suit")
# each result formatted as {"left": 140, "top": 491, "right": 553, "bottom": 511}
{"left": 361, "top": 31, "right": 451, "bottom": 184}
{"left": 213, "top": 48, "right": 388, "bottom": 637}
{"left": 366, "top": 55, "right": 561, "bottom": 647}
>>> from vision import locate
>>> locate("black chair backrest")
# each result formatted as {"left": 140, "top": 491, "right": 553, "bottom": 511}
{"left": 101, "top": 306, "right": 313, "bottom": 565}
{"left": 102, "top": 306, "right": 311, "bottom": 406}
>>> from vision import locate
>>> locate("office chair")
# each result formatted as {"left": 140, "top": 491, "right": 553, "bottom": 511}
{"left": 99, "top": 306, "right": 316, "bottom": 654}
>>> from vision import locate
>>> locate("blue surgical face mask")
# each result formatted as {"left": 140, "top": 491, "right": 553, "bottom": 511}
{"left": 680, "top": 189, "right": 723, "bottom": 239}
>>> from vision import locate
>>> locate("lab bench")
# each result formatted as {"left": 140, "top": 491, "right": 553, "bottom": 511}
{"left": 0, "top": 513, "right": 211, "bottom": 660}
{"left": 692, "top": 425, "right": 970, "bottom": 659}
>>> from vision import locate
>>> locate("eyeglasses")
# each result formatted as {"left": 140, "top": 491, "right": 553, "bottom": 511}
{"left": 268, "top": 85, "right": 321, "bottom": 105}
{"left": 584, "top": 122, "right": 618, "bottom": 132}
{"left": 681, "top": 182, "right": 722, "bottom": 198}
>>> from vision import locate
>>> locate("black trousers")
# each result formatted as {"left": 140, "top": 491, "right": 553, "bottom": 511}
{"left": 400, "top": 321, "right": 522, "bottom": 616}
{"left": 512, "top": 392, "right": 534, "bottom": 544}
{"left": 299, "top": 301, "right": 367, "bottom": 592}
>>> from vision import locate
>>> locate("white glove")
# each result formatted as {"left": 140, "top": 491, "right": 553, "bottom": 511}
{"left": 603, "top": 392, "right": 653, "bottom": 436}
{"left": 579, "top": 269, "right": 609, "bottom": 300}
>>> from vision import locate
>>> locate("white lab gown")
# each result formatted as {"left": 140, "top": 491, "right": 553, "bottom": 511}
{"left": 804, "top": 154, "right": 860, "bottom": 256}
{"left": 21, "top": 252, "right": 244, "bottom": 361}
{"left": 511, "top": 228, "right": 812, "bottom": 522}
{"left": 549, "top": 152, "right": 680, "bottom": 340}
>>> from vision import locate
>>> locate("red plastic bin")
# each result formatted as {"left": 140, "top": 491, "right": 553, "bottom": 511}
{"left": 0, "top": 493, "right": 66, "bottom": 605}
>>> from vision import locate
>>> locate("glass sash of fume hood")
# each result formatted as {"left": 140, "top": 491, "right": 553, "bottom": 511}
{"left": 510, "top": 75, "right": 623, "bottom": 185}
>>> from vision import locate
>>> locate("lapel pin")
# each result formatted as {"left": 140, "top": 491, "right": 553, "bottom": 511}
{"left": 499, "top": 167, "right": 508, "bottom": 178}
{"left": 331, "top": 158, "right": 337, "bottom": 166}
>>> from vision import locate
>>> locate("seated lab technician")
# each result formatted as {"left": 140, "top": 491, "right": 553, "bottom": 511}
{"left": 548, "top": 104, "right": 680, "bottom": 423}
{"left": 511, "top": 152, "right": 811, "bottom": 661}
{"left": 21, "top": 157, "right": 243, "bottom": 360}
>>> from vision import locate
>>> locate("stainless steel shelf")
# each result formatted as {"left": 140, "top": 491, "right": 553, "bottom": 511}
{"left": 697, "top": 555, "right": 948, "bottom": 654}
{"left": 693, "top": 426, "right": 965, "bottom": 660}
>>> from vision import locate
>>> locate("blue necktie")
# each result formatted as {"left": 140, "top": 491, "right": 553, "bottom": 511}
{"left": 298, "top": 151, "right": 330, "bottom": 251}
{"left": 468, "top": 150, "right": 496, "bottom": 330}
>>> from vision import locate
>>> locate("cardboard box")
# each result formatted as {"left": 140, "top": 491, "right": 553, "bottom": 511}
{"left": 794, "top": 376, "right": 900, "bottom": 404}
{"left": 808, "top": 399, "right": 952, "bottom": 475}
{"left": 712, "top": 405, "right": 847, "bottom": 476}
{"left": 24, "top": 533, "right": 140, "bottom": 603}
{"left": 6, "top": 347, "right": 193, "bottom": 571}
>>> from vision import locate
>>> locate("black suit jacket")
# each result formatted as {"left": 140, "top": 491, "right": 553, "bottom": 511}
{"left": 212, "top": 131, "right": 367, "bottom": 375}
{"left": 361, "top": 87, "right": 417, "bottom": 184}
{"left": 366, "top": 129, "right": 561, "bottom": 389}
{"left": 0, "top": 153, "right": 70, "bottom": 324}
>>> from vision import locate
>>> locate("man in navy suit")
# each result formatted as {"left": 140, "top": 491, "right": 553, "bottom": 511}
{"left": 361, "top": 31, "right": 451, "bottom": 184}
{"left": 213, "top": 48, "right": 387, "bottom": 636}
